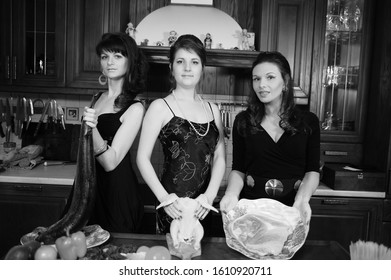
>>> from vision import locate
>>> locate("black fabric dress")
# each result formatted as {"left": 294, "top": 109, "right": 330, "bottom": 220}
{"left": 156, "top": 99, "right": 219, "bottom": 234}
{"left": 232, "top": 110, "right": 320, "bottom": 206}
{"left": 87, "top": 105, "right": 144, "bottom": 233}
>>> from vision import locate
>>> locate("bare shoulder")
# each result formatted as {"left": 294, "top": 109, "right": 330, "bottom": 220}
{"left": 144, "top": 98, "right": 174, "bottom": 127}
{"left": 207, "top": 101, "right": 220, "bottom": 117}
{"left": 121, "top": 102, "right": 145, "bottom": 122}
{"left": 148, "top": 98, "right": 168, "bottom": 111}
{"left": 146, "top": 98, "right": 174, "bottom": 118}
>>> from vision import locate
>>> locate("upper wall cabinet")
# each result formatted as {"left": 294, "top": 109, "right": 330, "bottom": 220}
{"left": 310, "top": 0, "right": 374, "bottom": 143}
{"left": 257, "top": 0, "right": 316, "bottom": 103}
{"left": 0, "top": 0, "right": 66, "bottom": 87}
{"left": 65, "top": 0, "right": 130, "bottom": 88}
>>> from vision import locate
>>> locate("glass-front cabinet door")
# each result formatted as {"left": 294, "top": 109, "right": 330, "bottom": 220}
{"left": 311, "top": 0, "right": 372, "bottom": 143}
{"left": 320, "top": 0, "right": 363, "bottom": 132}
{"left": 0, "top": 0, "right": 66, "bottom": 86}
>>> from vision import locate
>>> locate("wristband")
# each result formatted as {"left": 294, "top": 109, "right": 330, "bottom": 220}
{"left": 95, "top": 145, "right": 109, "bottom": 157}
{"left": 94, "top": 140, "right": 107, "bottom": 156}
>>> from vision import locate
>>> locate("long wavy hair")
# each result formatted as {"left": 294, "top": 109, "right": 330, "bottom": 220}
{"left": 237, "top": 51, "right": 310, "bottom": 136}
{"left": 168, "top": 34, "right": 206, "bottom": 90}
{"left": 96, "top": 32, "right": 149, "bottom": 110}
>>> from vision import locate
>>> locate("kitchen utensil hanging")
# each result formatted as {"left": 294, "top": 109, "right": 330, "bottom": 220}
{"left": 0, "top": 99, "right": 5, "bottom": 138}
{"left": 33, "top": 99, "right": 66, "bottom": 138}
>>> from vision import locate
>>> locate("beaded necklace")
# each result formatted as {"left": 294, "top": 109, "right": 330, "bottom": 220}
{"left": 172, "top": 90, "right": 210, "bottom": 137}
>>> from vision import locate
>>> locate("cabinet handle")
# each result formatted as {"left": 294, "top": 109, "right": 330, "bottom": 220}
{"left": 12, "top": 56, "right": 16, "bottom": 80}
{"left": 13, "top": 185, "right": 43, "bottom": 192}
{"left": 321, "top": 199, "right": 349, "bottom": 205}
{"left": 6, "top": 55, "right": 10, "bottom": 79}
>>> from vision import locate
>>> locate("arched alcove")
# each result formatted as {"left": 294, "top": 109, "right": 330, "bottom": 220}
{"left": 135, "top": 5, "right": 243, "bottom": 49}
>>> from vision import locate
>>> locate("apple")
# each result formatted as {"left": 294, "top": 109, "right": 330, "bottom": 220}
{"left": 4, "top": 245, "right": 30, "bottom": 260}
{"left": 34, "top": 245, "right": 58, "bottom": 260}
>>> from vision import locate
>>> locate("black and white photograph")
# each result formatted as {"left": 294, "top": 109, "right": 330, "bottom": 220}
{"left": 0, "top": 0, "right": 390, "bottom": 279}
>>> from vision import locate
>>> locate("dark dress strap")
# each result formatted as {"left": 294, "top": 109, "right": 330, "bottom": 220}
{"left": 162, "top": 98, "right": 175, "bottom": 117}
{"left": 207, "top": 102, "right": 214, "bottom": 119}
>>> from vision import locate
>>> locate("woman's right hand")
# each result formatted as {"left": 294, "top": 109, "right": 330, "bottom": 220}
{"left": 159, "top": 193, "right": 182, "bottom": 220}
{"left": 219, "top": 193, "right": 239, "bottom": 214}
{"left": 83, "top": 107, "right": 98, "bottom": 128}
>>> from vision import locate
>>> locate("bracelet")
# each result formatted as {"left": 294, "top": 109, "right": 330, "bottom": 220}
{"left": 94, "top": 140, "right": 107, "bottom": 156}
{"left": 95, "top": 145, "right": 109, "bottom": 158}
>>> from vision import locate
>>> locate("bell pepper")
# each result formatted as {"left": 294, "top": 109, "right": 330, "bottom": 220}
{"left": 71, "top": 231, "right": 87, "bottom": 257}
{"left": 55, "top": 230, "right": 87, "bottom": 260}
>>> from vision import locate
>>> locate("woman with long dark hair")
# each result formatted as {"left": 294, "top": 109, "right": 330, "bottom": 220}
{"left": 220, "top": 51, "right": 320, "bottom": 224}
{"left": 82, "top": 32, "right": 149, "bottom": 232}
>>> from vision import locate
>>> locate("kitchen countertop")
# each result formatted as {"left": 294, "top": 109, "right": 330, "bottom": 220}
{"left": 108, "top": 233, "right": 350, "bottom": 260}
{"left": 0, "top": 162, "right": 386, "bottom": 198}
{"left": 0, "top": 161, "right": 76, "bottom": 185}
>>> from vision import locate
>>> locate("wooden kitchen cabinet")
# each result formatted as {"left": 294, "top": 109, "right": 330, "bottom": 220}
{"left": 256, "top": 0, "right": 379, "bottom": 168}
{"left": 0, "top": 183, "right": 71, "bottom": 258}
{"left": 65, "top": 0, "right": 130, "bottom": 88}
{"left": 257, "top": 0, "right": 316, "bottom": 105}
{"left": 310, "top": 0, "right": 376, "bottom": 164}
{"left": 308, "top": 196, "right": 382, "bottom": 250}
{"left": 0, "top": 0, "right": 66, "bottom": 87}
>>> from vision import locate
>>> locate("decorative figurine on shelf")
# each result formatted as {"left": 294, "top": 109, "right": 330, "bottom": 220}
{"left": 140, "top": 39, "right": 149, "bottom": 46}
{"left": 321, "top": 111, "right": 335, "bottom": 131}
{"left": 168, "top": 30, "right": 178, "bottom": 47}
{"left": 241, "top": 29, "right": 251, "bottom": 50}
{"left": 125, "top": 22, "right": 136, "bottom": 40}
{"left": 204, "top": 33, "right": 212, "bottom": 49}
{"left": 156, "top": 41, "right": 164, "bottom": 47}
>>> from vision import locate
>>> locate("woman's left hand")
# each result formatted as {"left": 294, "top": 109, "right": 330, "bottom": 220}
{"left": 194, "top": 194, "right": 211, "bottom": 221}
{"left": 293, "top": 200, "right": 312, "bottom": 228}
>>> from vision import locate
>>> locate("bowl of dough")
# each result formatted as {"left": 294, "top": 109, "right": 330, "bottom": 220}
{"left": 222, "top": 198, "right": 309, "bottom": 260}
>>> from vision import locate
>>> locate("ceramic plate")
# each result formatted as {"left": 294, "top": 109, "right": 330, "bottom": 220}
{"left": 222, "top": 198, "right": 309, "bottom": 260}
{"left": 20, "top": 224, "right": 110, "bottom": 249}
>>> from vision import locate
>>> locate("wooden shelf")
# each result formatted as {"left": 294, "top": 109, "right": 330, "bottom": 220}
{"left": 139, "top": 46, "right": 259, "bottom": 68}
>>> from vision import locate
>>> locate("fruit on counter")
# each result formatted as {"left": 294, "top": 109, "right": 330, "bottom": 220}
{"left": 35, "top": 106, "right": 97, "bottom": 244}
{"left": 4, "top": 245, "right": 31, "bottom": 260}
{"left": 126, "top": 245, "right": 171, "bottom": 260}
{"left": 145, "top": 246, "right": 171, "bottom": 260}
{"left": 34, "top": 245, "right": 58, "bottom": 260}
{"left": 125, "top": 245, "right": 150, "bottom": 260}
{"left": 71, "top": 231, "right": 87, "bottom": 257}
{"left": 136, "top": 245, "right": 150, "bottom": 254}
{"left": 55, "top": 230, "right": 87, "bottom": 260}
{"left": 4, "top": 240, "right": 42, "bottom": 260}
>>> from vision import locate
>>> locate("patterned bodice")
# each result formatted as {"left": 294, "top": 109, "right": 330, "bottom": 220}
{"left": 158, "top": 114, "right": 219, "bottom": 198}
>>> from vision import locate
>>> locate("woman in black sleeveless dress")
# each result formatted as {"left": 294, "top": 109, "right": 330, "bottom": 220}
{"left": 82, "top": 33, "right": 148, "bottom": 233}
{"left": 137, "top": 35, "right": 226, "bottom": 233}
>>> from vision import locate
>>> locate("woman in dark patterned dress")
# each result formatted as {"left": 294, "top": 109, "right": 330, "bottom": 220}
{"left": 82, "top": 32, "right": 148, "bottom": 233}
{"left": 137, "top": 34, "right": 226, "bottom": 233}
